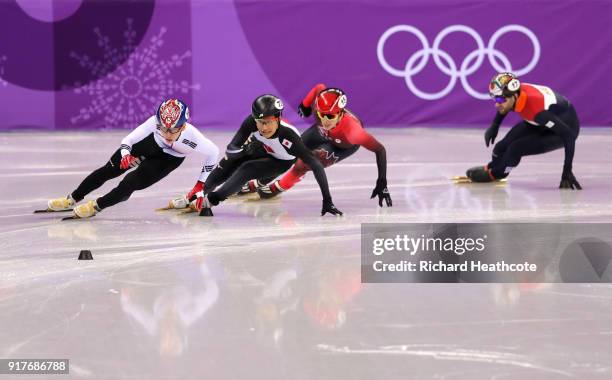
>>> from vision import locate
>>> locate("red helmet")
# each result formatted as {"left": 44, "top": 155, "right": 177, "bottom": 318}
{"left": 315, "top": 88, "right": 347, "bottom": 115}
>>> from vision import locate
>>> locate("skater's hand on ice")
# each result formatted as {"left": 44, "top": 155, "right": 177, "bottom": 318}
{"left": 187, "top": 181, "right": 204, "bottom": 202}
{"left": 194, "top": 190, "right": 205, "bottom": 211}
{"left": 322, "top": 199, "right": 343, "bottom": 216}
{"left": 484, "top": 125, "right": 499, "bottom": 147}
{"left": 297, "top": 103, "right": 312, "bottom": 118}
{"left": 120, "top": 154, "right": 141, "bottom": 170}
{"left": 371, "top": 178, "right": 392, "bottom": 207}
{"left": 559, "top": 170, "right": 582, "bottom": 190}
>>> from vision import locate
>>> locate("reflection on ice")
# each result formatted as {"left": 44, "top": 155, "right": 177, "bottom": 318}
{"left": 2, "top": 129, "right": 612, "bottom": 378}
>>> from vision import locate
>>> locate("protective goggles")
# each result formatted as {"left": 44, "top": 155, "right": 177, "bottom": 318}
{"left": 254, "top": 116, "right": 279, "bottom": 125}
{"left": 159, "top": 124, "right": 184, "bottom": 134}
{"left": 317, "top": 111, "right": 341, "bottom": 120}
{"left": 493, "top": 96, "right": 508, "bottom": 104}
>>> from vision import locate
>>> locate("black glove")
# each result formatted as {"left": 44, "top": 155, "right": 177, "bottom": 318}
{"left": 225, "top": 143, "right": 245, "bottom": 160}
{"left": 297, "top": 103, "right": 312, "bottom": 118}
{"left": 242, "top": 136, "right": 264, "bottom": 155}
{"left": 559, "top": 170, "right": 582, "bottom": 190}
{"left": 484, "top": 124, "right": 499, "bottom": 147}
{"left": 322, "top": 199, "right": 343, "bottom": 216}
{"left": 371, "top": 179, "right": 392, "bottom": 207}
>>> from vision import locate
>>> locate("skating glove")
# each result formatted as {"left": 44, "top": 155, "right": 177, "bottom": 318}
{"left": 559, "top": 170, "right": 582, "bottom": 190}
{"left": 120, "top": 154, "right": 141, "bottom": 170}
{"left": 243, "top": 135, "right": 264, "bottom": 155}
{"left": 297, "top": 103, "right": 312, "bottom": 118}
{"left": 187, "top": 181, "right": 204, "bottom": 202}
{"left": 195, "top": 191, "right": 219, "bottom": 212}
{"left": 194, "top": 190, "right": 206, "bottom": 211}
{"left": 484, "top": 124, "right": 499, "bottom": 147}
{"left": 225, "top": 144, "right": 245, "bottom": 160}
{"left": 322, "top": 199, "right": 343, "bottom": 216}
{"left": 371, "top": 178, "right": 392, "bottom": 207}
{"left": 226, "top": 137, "right": 264, "bottom": 160}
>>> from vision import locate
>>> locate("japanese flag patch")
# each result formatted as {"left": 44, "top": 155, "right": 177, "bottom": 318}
{"left": 282, "top": 139, "right": 293, "bottom": 149}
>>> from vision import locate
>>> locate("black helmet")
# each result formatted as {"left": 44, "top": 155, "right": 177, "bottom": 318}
{"left": 252, "top": 94, "right": 284, "bottom": 119}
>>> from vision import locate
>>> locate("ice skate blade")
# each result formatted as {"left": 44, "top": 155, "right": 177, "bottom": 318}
{"left": 179, "top": 207, "right": 198, "bottom": 214}
{"left": 248, "top": 195, "right": 281, "bottom": 202}
{"left": 155, "top": 205, "right": 191, "bottom": 211}
{"left": 34, "top": 208, "right": 72, "bottom": 213}
{"left": 451, "top": 177, "right": 507, "bottom": 185}
{"left": 61, "top": 213, "right": 98, "bottom": 221}
{"left": 232, "top": 191, "right": 256, "bottom": 198}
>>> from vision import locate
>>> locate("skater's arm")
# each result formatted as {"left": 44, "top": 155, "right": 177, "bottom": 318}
{"left": 346, "top": 120, "right": 387, "bottom": 180}
{"left": 345, "top": 117, "right": 391, "bottom": 206}
{"left": 227, "top": 117, "right": 257, "bottom": 155}
{"left": 284, "top": 131, "right": 332, "bottom": 202}
{"left": 484, "top": 112, "right": 507, "bottom": 147}
{"left": 301, "top": 151, "right": 332, "bottom": 202}
{"left": 534, "top": 111, "right": 577, "bottom": 173}
{"left": 492, "top": 111, "right": 507, "bottom": 128}
{"left": 374, "top": 145, "right": 387, "bottom": 181}
{"left": 120, "top": 116, "right": 157, "bottom": 156}
{"left": 355, "top": 132, "right": 387, "bottom": 180}
{"left": 302, "top": 83, "right": 327, "bottom": 108}
{"left": 193, "top": 134, "right": 220, "bottom": 182}
{"left": 297, "top": 83, "right": 327, "bottom": 118}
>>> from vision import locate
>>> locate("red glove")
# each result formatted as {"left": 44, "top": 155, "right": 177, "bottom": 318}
{"left": 187, "top": 181, "right": 204, "bottom": 202}
{"left": 195, "top": 191, "right": 205, "bottom": 211}
{"left": 120, "top": 154, "right": 141, "bottom": 170}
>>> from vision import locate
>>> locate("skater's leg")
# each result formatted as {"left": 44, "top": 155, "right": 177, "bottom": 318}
{"left": 203, "top": 154, "right": 251, "bottom": 194}
{"left": 70, "top": 149, "right": 126, "bottom": 202}
{"left": 208, "top": 158, "right": 292, "bottom": 205}
{"left": 276, "top": 142, "right": 359, "bottom": 191}
{"left": 489, "top": 131, "right": 564, "bottom": 179}
{"left": 487, "top": 122, "right": 534, "bottom": 175}
{"left": 96, "top": 155, "right": 184, "bottom": 210}
{"left": 71, "top": 134, "right": 163, "bottom": 202}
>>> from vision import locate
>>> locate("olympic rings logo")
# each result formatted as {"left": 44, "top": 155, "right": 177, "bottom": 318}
{"left": 376, "top": 24, "right": 540, "bottom": 100}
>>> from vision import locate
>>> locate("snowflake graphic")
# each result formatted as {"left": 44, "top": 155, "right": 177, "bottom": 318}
{"left": 0, "top": 55, "right": 7, "bottom": 87}
{"left": 70, "top": 19, "right": 199, "bottom": 128}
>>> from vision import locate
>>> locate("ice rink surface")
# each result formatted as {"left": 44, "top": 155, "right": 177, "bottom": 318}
{"left": 2, "top": 128, "right": 612, "bottom": 379}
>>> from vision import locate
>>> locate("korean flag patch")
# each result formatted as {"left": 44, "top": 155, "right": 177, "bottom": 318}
{"left": 282, "top": 139, "right": 293, "bottom": 149}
